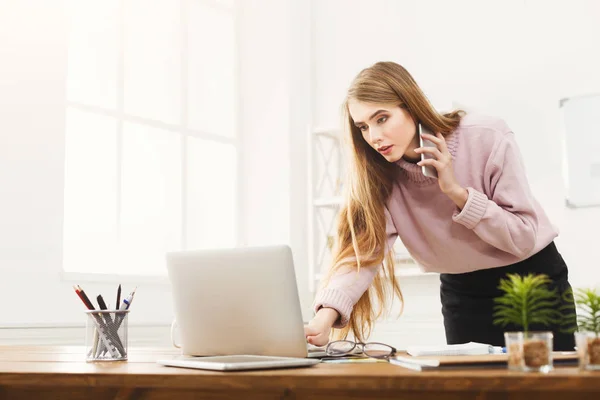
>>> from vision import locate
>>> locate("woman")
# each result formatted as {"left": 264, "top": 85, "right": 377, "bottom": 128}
{"left": 304, "top": 61, "right": 575, "bottom": 350}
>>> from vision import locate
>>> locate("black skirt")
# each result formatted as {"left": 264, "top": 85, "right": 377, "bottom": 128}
{"left": 440, "top": 241, "right": 575, "bottom": 351}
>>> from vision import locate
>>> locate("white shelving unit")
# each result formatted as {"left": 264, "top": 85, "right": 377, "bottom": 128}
{"left": 307, "top": 127, "right": 343, "bottom": 293}
{"left": 308, "top": 127, "right": 424, "bottom": 293}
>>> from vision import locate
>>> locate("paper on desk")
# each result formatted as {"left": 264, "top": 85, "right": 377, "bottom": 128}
{"left": 389, "top": 358, "right": 435, "bottom": 371}
{"left": 393, "top": 356, "right": 441, "bottom": 367}
{"left": 406, "top": 342, "right": 493, "bottom": 357}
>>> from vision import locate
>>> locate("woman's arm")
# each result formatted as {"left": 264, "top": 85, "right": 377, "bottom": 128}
{"left": 304, "top": 307, "right": 340, "bottom": 346}
{"left": 312, "top": 206, "right": 398, "bottom": 328}
{"left": 452, "top": 133, "right": 539, "bottom": 258}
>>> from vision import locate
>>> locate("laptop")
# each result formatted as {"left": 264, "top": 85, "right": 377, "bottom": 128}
{"left": 158, "top": 245, "right": 321, "bottom": 371}
{"left": 158, "top": 354, "right": 319, "bottom": 371}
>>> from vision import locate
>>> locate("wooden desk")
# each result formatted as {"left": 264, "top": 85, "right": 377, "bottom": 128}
{"left": 1, "top": 346, "right": 599, "bottom": 400}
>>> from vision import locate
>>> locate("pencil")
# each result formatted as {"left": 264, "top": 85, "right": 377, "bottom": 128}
{"left": 76, "top": 285, "right": 95, "bottom": 310}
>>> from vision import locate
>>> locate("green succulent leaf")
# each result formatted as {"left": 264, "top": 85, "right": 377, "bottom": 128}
{"left": 574, "top": 288, "right": 600, "bottom": 335}
{"left": 493, "top": 273, "right": 561, "bottom": 334}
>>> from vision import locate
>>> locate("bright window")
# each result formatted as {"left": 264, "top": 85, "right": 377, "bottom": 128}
{"left": 63, "top": 0, "right": 238, "bottom": 275}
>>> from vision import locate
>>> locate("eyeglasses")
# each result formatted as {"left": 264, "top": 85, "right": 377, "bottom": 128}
{"left": 325, "top": 340, "right": 397, "bottom": 359}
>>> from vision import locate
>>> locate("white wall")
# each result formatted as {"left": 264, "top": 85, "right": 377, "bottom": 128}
{"left": 0, "top": 1, "right": 177, "bottom": 330}
{"left": 0, "top": 0, "right": 314, "bottom": 336}
{"left": 312, "top": 0, "right": 600, "bottom": 287}
{"left": 3, "top": 0, "right": 597, "bottom": 349}
{"left": 238, "top": 0, "right": 313, "bottom": 319}
{"left": 311, "top": 0, "right": 600, "bottom": 345}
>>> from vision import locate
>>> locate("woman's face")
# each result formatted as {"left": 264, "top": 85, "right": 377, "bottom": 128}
{"left": 348, "top": 99, "right": 419, "bottom": 163}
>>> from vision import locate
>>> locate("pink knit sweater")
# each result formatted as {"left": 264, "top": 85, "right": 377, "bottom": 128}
{"left": 314, "top": 113, "right": 558, "bottom": 328}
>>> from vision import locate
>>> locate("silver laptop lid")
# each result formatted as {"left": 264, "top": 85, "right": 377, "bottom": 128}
{"left": 166, "top": 245, "right": 307, "bottom": 358}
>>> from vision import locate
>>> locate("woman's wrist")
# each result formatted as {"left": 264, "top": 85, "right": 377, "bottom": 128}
{"left": 314, "top": 307, "right": 339, "bottom": 328}
{"left": 445, "top": 185, "right": 469, "bottom": 210}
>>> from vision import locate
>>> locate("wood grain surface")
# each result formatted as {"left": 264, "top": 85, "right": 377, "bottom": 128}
{"left": 1, "top": 346, "right": 599, "bottom": 400}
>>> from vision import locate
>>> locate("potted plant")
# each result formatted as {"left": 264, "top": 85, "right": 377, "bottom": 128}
{"left": 573, "top": 288, "right": 600, "bottom": 370}
{"left": 493, "top": 273, "right": 561, "bottom": 372}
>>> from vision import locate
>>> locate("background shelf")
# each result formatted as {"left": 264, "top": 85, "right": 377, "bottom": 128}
{"left": 308, "top": 127, "right": 418, "bottom": 293}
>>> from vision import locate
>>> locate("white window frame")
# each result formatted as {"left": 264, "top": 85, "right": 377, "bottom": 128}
{"left": 61, "top": 0, "right": 241, "bottom": 284}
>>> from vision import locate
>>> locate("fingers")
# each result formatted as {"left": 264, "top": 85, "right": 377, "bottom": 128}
{"left": 419, "top": 132, "right": 442, "bottom": 144}
{"left": 308, "top": 337, "right": 325, "bottom": 346}
{"left": 305, "top": 326, "right": 330, "bottom": 347}
{"left": 435, "top": 132, "right": 449, "bottom": 153}
{"left": 417, "top": 158, "right": 444, "bottom": 170}
{"left": 420, "top": 132, "right": 449, "bottom": 153}
{"left": 415, "top": 146, "right": 451, "bottom": 167}
{"left": 307, "top": 334, "right": 329, "bottom": 347}
{"left": 304, "top": 326, "right": 320, "bottom": 336}
{"left": 414, "top": 146, "right": 443, "bottom": 159}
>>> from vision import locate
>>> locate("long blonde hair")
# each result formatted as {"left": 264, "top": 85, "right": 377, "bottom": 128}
{"left": 324, "top": 61, "right": 464, "bottom": 341}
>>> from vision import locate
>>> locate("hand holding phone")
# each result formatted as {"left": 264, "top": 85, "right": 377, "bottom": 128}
{"left": 418, "top": 123, "right": 438, "bottom": 178}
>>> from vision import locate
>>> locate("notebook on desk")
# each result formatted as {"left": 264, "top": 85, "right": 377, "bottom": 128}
{"left": 406, "top": 342, "right": 498, "bottom": 357}
{"left": 390, "top": 352, "right": 579, "bottom": 371}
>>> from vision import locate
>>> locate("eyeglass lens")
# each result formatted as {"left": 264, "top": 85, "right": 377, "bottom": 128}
{"left": 327, "top": 341, "right": 394, "bottom": 358}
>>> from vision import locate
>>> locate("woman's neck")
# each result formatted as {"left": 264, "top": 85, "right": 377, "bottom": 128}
{"left": 402, "top": 133, "right": 421, "bottom": 163}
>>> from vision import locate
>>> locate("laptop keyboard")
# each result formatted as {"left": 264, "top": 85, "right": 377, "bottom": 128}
{"left": 307, "top": 344, "right": 327, "bottom": 358}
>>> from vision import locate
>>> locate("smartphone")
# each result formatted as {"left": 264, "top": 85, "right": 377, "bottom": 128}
{"left": 418, "top": 123, "right": 438, "bottom": 179}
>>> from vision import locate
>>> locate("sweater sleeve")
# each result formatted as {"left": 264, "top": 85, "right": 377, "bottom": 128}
{"left": 452, "top": 132, "right": 539, "bottom": 258}
{"left": 312, "top": 206, "right": 398, "bottom": 328}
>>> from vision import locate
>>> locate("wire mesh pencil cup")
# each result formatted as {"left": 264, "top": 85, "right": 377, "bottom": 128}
{"left": 85, "top": 310, "right": 129, "bottom": 362}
